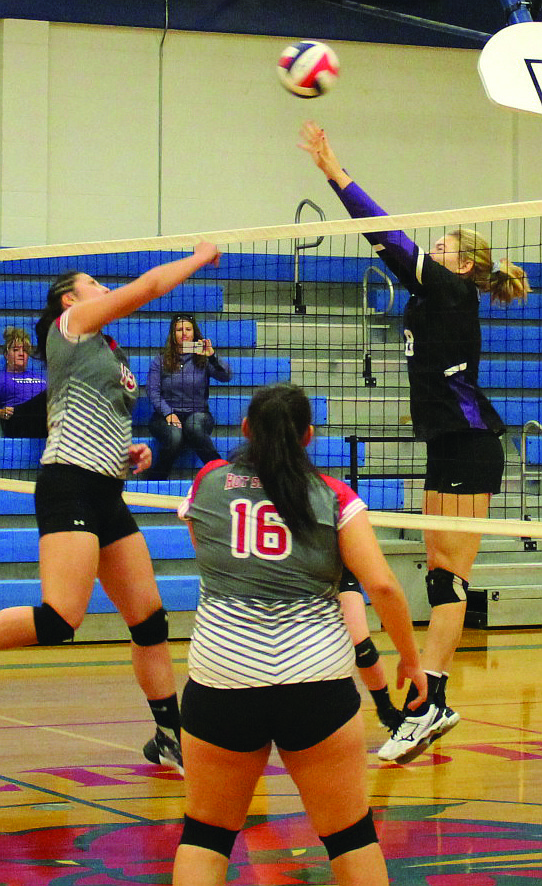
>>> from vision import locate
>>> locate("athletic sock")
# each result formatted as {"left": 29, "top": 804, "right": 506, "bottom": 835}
{"left": 436, "top": 672, "right": 449, "bottom": 709}
{"left": 403, "top": 670, "right": 441, "bottom": 717}
{"left": 148, "top": 693, "right": 181, "bottom": 743}
{"left": 370, "top": 686, "right": 395, "bottom": 718}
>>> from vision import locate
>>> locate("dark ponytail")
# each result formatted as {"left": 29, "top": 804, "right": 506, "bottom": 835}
{"left": 241, "top": 383, "right": 318, "bottom": 539}
{"left": 35, "top": 271, "right": 79, "bottom": 362}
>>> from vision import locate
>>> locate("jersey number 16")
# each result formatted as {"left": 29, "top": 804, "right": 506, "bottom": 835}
{"left": 230, "top": 499, "right": 292, "bottom": 560}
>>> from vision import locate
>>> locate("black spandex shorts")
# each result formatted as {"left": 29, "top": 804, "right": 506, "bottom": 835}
{"left": 180, "top": 676, "right": 361, "bottom": 752}
{"left": 424, "top": 430, "right": 504, "bottom": 495}
{"left": 34, "top": 463, "right": 139, "bottom": 548}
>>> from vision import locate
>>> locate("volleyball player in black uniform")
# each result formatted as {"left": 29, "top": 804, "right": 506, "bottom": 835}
{"left": 299, "top": 121, "right": 530, "bottom": 762}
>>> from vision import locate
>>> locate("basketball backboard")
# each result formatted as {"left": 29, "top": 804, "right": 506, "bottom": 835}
{"left": 479, "top": 21, "right": 542, "bottom": 114}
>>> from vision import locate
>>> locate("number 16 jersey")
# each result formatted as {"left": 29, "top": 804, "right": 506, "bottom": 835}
{"left": 178, "top": 458, "right": 366, "bottom": 688}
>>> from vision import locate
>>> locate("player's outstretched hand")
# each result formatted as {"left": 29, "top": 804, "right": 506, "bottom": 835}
{"left": 396, "top": 659, "right": 428, "bottom": 711}
{"left": 128, "top": 443, "right": 153, "bottom": 475}
{"left": 194, "top": 241, "right": 221, "bottom": 268}
{"left": 298, "top": 121, "right": 342, "bottom": 179}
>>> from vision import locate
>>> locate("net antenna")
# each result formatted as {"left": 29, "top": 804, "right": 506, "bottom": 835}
{"left": 479, "top": 2, "right": 542, "bottom": 114}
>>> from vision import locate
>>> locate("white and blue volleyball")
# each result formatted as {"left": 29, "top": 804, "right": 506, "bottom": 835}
{"left": 277, "top": 40, "right": 340, "bottom": 98}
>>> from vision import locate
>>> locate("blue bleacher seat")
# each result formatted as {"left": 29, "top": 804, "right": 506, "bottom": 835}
{"left": 0, "top": 576, "right": 200, "bottom": 613}
{"left": 357, "top": 479, "right": 404, "bottom": 510}
{"left": 0, "top": 435, "right": 364, "bottom": 471}
{"left": 368, "top": 288, "right": 408, "bottom": 316}
{"left": 0, "top": 438, "right": 45, "bottom": 469}
{"left": 136, "top": 435, "right": 364, "bottom": 469}
{"left": 133, "top": 394, "right": 327, "bottom": 427}
{"left": 490, "top": 396, "right": 542, "bottom": 426}
{"left": 479, "top": 360, "right": 542, "bottom": 389}
{"left": 0, "top": 280, "right": 223, "bottom": 314}
{"left": 481, "top": 325, "right": 542, "bottom": 353}
{"left": 512, "top": 435, "right": 542, "bottom": 465}
{"left": 0, "top": 524, "right": 195, "bottom": 563}
{"left": 133, "top": 283, "right": 223, "bottom": 313}
{"left": 0, "top": 480, "right": 193, "bottom": 516}
{"left": 0, "top": 474, "right": 404, "bottom": 518}
{"left": 0, "top": 251, "right": 378, "bottom": 283}
{"left": 370, "top": 289, "right": 542, "bottom": 323}
{"left": 0, "top": 316, "right": 257, "bottom": 350}
{"left": 478, "top": 298, "right": 542, "bottom": 321}
{"left": 129, "top": 355, "right": 291, "bottom": 386}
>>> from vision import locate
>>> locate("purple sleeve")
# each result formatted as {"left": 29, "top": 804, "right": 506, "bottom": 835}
{"left": 147, "top": 357, "right": 171, "bottom": 417}
{"left": 328, "top": 178, "right": 422, "bottom": 285}
{"left": 208, "top": 355, "right": 232, "bottom": 383}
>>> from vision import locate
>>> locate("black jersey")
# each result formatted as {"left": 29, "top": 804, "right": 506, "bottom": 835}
{"left": 329, "top": 179, "right": 505, "bottom": 441}
{"left": 393, "top": 251, "right": 504, "bottom": 441}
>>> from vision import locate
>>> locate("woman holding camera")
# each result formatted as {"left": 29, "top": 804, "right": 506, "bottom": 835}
{"left": 146, "top": 313, "right": 232, "bottom": 479}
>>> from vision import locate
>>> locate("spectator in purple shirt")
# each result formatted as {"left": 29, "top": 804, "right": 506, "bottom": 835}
{"left": 0, "top": 327, "right": 47, "bottom": 437}
{"left": 146, "top": 314, "right": 232, "bottom": 479}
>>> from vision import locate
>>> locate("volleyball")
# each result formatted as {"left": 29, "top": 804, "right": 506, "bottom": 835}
{"left": 277, "top": 40, "right": 339, "bottom": 98}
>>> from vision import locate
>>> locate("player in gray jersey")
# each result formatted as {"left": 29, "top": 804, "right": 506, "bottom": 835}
{"left": 299, "top": 121, "right": 531, "bottom": 763}
{"left": 172, "top": 383, "right": 426, "bottom": 886}
{"left": 0, "top": 241, "right": 219, "bottom": 773}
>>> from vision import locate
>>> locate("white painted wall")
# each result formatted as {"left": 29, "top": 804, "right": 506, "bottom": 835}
{"left": 0, "top": 20, "right": 49, "bottom": 245}
{"left": 1, "top": 19, "right": 541, "bottom": 246}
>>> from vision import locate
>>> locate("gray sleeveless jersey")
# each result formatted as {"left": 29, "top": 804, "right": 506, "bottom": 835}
{"left": 41, "top": 309, "right": 138, "bottom": 478}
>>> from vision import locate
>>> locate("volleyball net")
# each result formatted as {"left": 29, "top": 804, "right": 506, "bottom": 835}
{"left": 2, "top": 197, "right": 542, "bottom": 539}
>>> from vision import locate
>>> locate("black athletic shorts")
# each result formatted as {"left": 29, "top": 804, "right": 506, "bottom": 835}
{"left": 34, "top": 463, "right": 139, "bottom": 548}
{"left": 424, "top": 430, "right": 504, "bottom": 495}
{"left": 181, "top": 676, "right": 361, "bottom": 752}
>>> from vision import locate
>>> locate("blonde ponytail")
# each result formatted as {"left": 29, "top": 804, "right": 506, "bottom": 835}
{"left": 450, "top": 227, "right": 531, "bottom": 305}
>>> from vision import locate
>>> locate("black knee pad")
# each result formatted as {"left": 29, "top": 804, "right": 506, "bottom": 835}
{"left": 33, "top": 603, "right": 75, "bottom": 645}
{"left": 426, "top": 568, "right": 468, "bottom": 607}
{"left": 354, "top": 637, "right": 380, "bottom": 669}
{"left": 320, "top": 809, "right": 378, "bottom": 860}
{"left": 179, "top": 814, "right": 239, "bottom": 858}
{"left": 129, "top": 607, "right": 169, "bottom": 646}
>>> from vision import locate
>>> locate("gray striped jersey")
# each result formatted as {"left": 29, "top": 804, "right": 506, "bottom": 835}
{"left": 179, "top": 460, "right": 367, "bottom": 687}
{"left": 41, "top": 309, "right": 137, "bottom": 478}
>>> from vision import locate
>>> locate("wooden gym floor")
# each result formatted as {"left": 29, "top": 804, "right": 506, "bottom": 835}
{"left": 1, "top": 625, "right": 541, "bottom": 885}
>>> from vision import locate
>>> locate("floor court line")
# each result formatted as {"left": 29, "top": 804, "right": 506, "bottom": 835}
{"left": 0, "top": 655, "right": 189, "bottom": 671}
{"left": 0, "top": 639, "right": 540, "bottom": 671}
{"left": 0, "top": 717, "right": 153, "bottom": 730}
{"left": 454, "top": 717, "right": 542, "bottom": 735}
{"left": 0, "top": 773, "right": 158, "bottom": 821}
{"left": 372, "top": 794, "right": 542, "bottom": 808}
{"left": 0, "top": 713, "right": 141, "bottom": 753}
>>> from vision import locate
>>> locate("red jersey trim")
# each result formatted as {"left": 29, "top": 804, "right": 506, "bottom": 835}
{"left": 178, "top": 459, "right": 229, "bottom": 519}
{"left": 319, "top": 473, "right": 367, "bottom": 526}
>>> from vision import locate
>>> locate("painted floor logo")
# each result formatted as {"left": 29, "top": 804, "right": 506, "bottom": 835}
{"left": 1, "top": 806, "right": 541, "bottom": 884}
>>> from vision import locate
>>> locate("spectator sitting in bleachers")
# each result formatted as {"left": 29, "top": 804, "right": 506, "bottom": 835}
{"left": 0, "top": 327, "right": 47, "bottom": 438}
{"left": 146, "top": 313, "right": 232, "bottom": 479}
